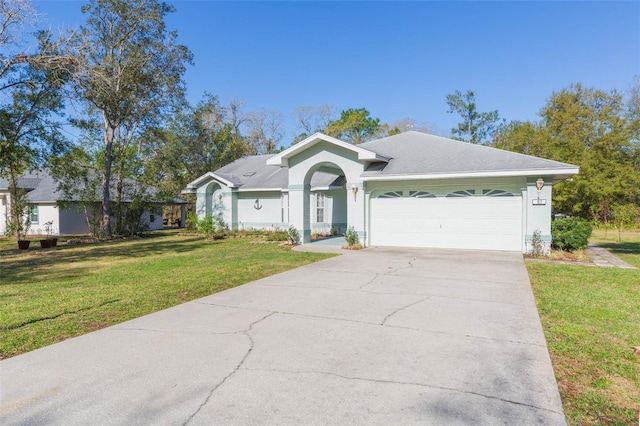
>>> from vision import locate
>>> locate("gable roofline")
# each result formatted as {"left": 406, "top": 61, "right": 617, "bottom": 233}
{"left": 183, "top": 172, "right": 241, "bottom": 192}
{"left": 266, "top": 132, "right": 390, "bottom": 167}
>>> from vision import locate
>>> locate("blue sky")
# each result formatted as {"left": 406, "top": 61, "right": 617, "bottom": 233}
{"left": 32, "top": 0, "right": 640, "bottom": 144}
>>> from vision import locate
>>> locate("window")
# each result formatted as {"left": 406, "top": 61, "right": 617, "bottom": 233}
{"left": 482, "top": 189, "right": 515, "bottom": 197}
{"left": 378, "top": 191, "right": 403, "bottom": 198}
{"left": 445, "top": 189, "right": 475, "bottom": 197}
{"left": 409, "top": 191, "right": 436, "bottom": 198}
{"left": 316, "top": 193, "right": 324, "bottom": 222}
{"left": 150, "top": 214, "right": 156, "bottom": 223}
{"left": 29, "top": 205, "right": 39, "bottom": 224}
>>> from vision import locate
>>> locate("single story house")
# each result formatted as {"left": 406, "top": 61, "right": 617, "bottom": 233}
{"left": 183, "top": 131, "right": 579, "bottom": 252}
{"left": 0, "top": 169, "right": 188, "bottom": 236}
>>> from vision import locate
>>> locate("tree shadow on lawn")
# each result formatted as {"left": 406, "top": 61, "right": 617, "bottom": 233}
{"left": 0, "top": 235, "right": 213, "bottom": 285}
{"left": 597, "top": 241, "right": 640, "bottom": 255}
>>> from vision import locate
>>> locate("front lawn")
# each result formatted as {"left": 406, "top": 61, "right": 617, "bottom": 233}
{"left": 529, "top": 233, "right": 640, "bottom": 425}
{"left": 0, "top": 231, "right": 333, "bottom": 359}
{"left": 590, "top": 228, "right": 640, "bottom": 268}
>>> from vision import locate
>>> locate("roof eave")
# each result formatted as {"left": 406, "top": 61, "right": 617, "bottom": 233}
{"left": 185, "top": 172, "right": 240, "bottom": 190}
{"left": 361, "top": 167, "right": 580, "bottom": 182}
{"left": 237, "top": 187, "right": 284, "bottom": 192}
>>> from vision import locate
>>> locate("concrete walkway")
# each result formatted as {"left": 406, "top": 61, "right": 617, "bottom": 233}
{"left": 0, "top": 248, "right": 566, "bottom": 425}
{"left": 584, "top": 244, "right": 637, "bottom": 269}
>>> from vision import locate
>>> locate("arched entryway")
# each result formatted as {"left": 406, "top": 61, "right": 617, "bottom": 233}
{"left": 266, "top": 134, "right": 374, "bottom": 245}
{"left": 204, "top": 181, "right": 224, "bottom": 221}
{"left": 303, "top": 162, "right": 348, "bottom": 242}
{"left": 287, "top": 153, "right": 365, "bottom": 244}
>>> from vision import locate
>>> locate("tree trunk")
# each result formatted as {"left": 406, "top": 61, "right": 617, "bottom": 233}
{"left": 101, "top": 121, "right": 114, "bottom": 238}
{"left": 8, "top": 171, "right": 21, "bottom": 242}
{"left": 115, "top": 165, "right": 124, "bottom": 235}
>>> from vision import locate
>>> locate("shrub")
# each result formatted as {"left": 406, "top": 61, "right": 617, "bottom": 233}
{"left": 551, "top": 217, "right": 592, "bottom": 251}
{"left": 263, "top": 229, "right": 288, "bottom": 242}
{"left": 529, "top": 229, "right": 545, "bottom": 257}
{"left": 197, "top": 214, "right": 227, "bottom": 240}
{"left": 186, "top": 213, "right": 198, "bottom": 231}
{"left": 344, "top": 226, "right": 359, "bottom": 246}
{"left": 287, "top": 225, "right": 300, "bottom": 245}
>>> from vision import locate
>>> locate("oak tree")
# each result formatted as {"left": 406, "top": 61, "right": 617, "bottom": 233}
{"left": 72, "top": 0, "right": 192, "bottom": 237}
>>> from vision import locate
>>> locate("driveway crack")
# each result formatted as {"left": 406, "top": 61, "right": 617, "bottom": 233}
{"left": 241, "top": 367, "right": 564, "bottom": 416}
{"left": 380, "top": 296, "right": 430, "bottom": 325}
{"left": 359, "top": 258, "right": 415, "bottom": 291}
{"left": 182, "top": 311, "right": 275, "bottom": 425}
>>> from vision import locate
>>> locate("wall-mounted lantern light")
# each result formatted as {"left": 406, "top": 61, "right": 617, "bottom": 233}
{"left": 532, "top": 177, "right": 547, "bottom": 205}
{"left": 217, "top": 192, "right": 223, "bottom": 201}
{"left": 351, "top": 184, "right": 359, "bottom": 201}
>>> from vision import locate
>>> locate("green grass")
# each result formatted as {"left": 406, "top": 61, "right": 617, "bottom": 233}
{"left": 590, "top": 228, "right": 640, "bottom": 268}
{"left": 529, "top": 232, "right": 640, "bottom": 425}
{"left": 0, "top": 231, "right": 334, "bottom": 359}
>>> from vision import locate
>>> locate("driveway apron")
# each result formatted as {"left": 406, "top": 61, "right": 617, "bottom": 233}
{"left": 0, "top": 247, "right": 566, "bottom": 425}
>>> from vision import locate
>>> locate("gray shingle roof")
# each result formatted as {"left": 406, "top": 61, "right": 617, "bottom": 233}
{"left": 0, "top": 169, "right": 188, "bottom": 204}
{"left": 212, "top": 155, "right": 342, "bottom": 190}
{"left": 359, "top": 131, "right": 577, "bottom": 177}
{"left": 189, "top": 131, "right": 579, "bottom": 192}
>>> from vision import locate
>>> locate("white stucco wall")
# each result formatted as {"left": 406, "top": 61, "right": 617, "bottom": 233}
{"left": 143, "top": 209, "right": 164, "bottom": 231}
{"left": 237, "top": 191, "right": 285, "bottom": 230}
{"left": 25, "top": 204, "right": 60, "bottom": 236}
{"left": 524, "top": 177, "right": 553, "bottom": 253}
{"left": 0, "top": 194, "right": 7, "bottom": 234}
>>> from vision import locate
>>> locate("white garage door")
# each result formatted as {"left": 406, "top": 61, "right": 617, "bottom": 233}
{"left": 370, "top": 189, "right": 523, "bottom": 251}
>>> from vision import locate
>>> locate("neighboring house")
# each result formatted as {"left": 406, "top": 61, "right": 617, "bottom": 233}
{"left": 184, "top": 131, "right": 579, "bottom": 252}
{"left": 0, "top": 169, "right": 188, "bottom": 236}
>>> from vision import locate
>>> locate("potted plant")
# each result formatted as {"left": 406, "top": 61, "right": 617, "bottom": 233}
{"left": 44, "top": 220, "right": 57, "bottom": 246}
{"left": 39, "top": 236, "right": 53, "bottom": 248}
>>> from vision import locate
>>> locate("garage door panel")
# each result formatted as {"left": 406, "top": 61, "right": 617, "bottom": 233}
{"left": 370, "top": 196, "right": 522, "bottom": 251}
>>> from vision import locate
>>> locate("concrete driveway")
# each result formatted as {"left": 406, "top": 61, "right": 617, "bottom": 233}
{"left": 0, "top": 247, "right": 566, "bottom": 425}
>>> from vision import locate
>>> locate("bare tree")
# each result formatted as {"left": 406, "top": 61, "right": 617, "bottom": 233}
{"left": 292, "top": 104, "right": 336, "bottom": 143}
{"left": 390, "top": 117, "right": 434, "bottom": 134}
{"left": 228, "top": 97, "right": 249, "bottom": 145}
{"left": 1, "top": 0, "right": 75, "bottom": 91}
{"left": 246, "top": 108, "right": 284, "bottom": 154}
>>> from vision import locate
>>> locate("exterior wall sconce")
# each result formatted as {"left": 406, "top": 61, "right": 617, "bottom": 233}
{"left": 351, "top": 184, "right": 359, "bottom": 201}
{"left": 217, "top": 193, "right": 223, "bottom": 201}
{"left": 532, "top": 177, "right": 546, "bottom": 205}
{"left": 536, "top": 177, "right": 544, "bottom": 193}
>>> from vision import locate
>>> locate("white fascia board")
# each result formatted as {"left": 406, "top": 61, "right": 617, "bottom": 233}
{"left": 266, "top": 132, "right": 389, "bottom": 167}
{"left": 310, "top": 185, "right": 345, "bottom": 191}
{"left": 237, "top": 187, "right": 285, "bottom": 192}
{"left": 361, "top": 168, "right": 580, "bottom": 182}
{"left": 185, "top": 172, "right": 239, "bottom": 189}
